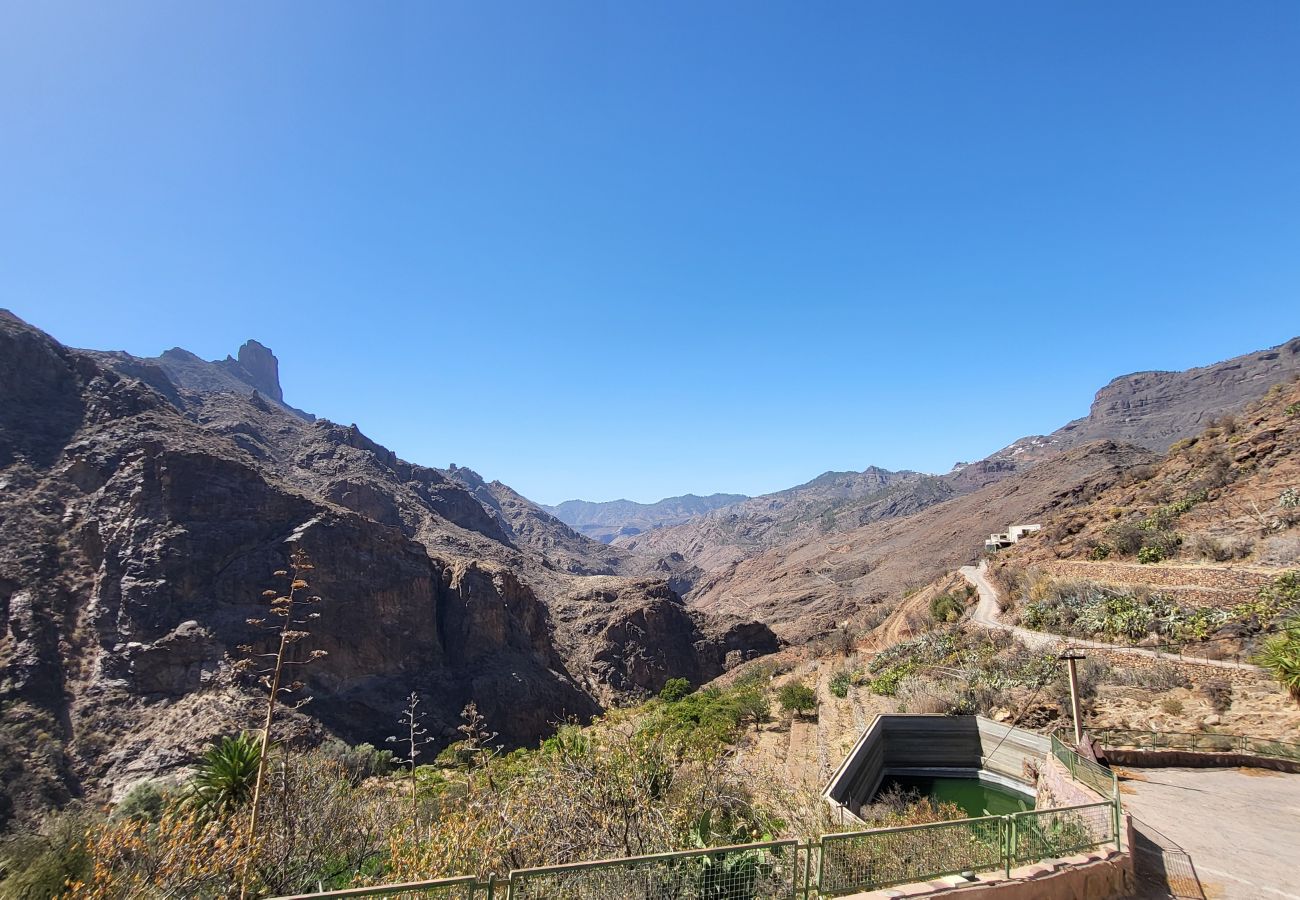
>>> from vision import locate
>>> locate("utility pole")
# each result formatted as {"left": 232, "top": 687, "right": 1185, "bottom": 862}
{"left": 1060, "top": 652, "right": 1086, "bottom": 746}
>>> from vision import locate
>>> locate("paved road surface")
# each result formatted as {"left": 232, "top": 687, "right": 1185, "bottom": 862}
{"left": 1120, "top": 766, "right": 1300, "bottom": 899}
{"left": 958, "top": 563, "right": 1264, "bottom": 673}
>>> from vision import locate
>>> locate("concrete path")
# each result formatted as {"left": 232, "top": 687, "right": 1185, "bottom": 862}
{"left": 958, "top": 563, "right": 1265, "bottom": 673}
{"left": 1119, "top": 766, "right": 1300, "bottom": 900}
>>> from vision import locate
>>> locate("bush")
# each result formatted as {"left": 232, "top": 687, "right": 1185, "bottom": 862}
{"left": 1159, "top": 698, "right": 1184, "bottom": 716}
{"left": 320, "top": 740, "right": 397, "bottom": 782}
{"left": 825, "top": 625, "right": 857, "bottom": 657}
{"left": 1186, "top": 533, "right": 1253, "bottom": 562}
{"left": 659, "top": 678, "right": 692, "bottom": 702}
{"left": 1106, "top": 521, "right": 1147, "bottom": 556}
{"left": 113, "top": 782, "right": 167, "bottom": 823}
{"left": 1137, "top": 546, "right": 1165, "bottom": 564}
{"left": 929, "top": 593, "right": 964, "bottom": 623}
{"left": 1111, "top": 662, "right": 1191, "bottom": 691}
{"left": 1256, "top": 620, "right": 1300, "bottom": 700}
{"left": 777, "top": 682, "right": 818, "bottom": 717}
{"left": 1089, "top": 543, "right": 1112, "bottom": 561}
{"left": 828, "top": 671, "right": 852, "bottom": 699}
{"left": 185, "top": 732, "right": 262, "bottom": 821}
{"left": 1199, "top": 678, "right": 1232, "bottom": 713}
{"left": 868, "top": 662, "right": 917, "bottom": 696}
{"left": 0, "top": 804, "right": 94, "bottom": 900}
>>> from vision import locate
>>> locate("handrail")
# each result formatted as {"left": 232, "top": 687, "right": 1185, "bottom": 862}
{"left": 271, "top": 749, "right": 1125, "bottom": 899}
{"left": 1093, "top": 727, "right": 1300, "bottom": 761}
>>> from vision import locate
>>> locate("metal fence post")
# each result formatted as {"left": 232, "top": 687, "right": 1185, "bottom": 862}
{"left": 1004, "top": 816, "right": 1014, "bottom": 879}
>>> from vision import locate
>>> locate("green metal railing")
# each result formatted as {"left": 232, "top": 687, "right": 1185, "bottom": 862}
{"left": 819, "top": 814, "right": 1004, "bottom": 894}
{"left": 1008, "top": 802, "right": 1116, "bottom": 867}
{"left": 1093, "top": 728, "right": 1300, "bottom": 761}
{"left": 274, "top": 802, "right": 1119, "bottom": 900}
{"left": 505, "top": 839, "right": 805, "bottom": 899}
{"left": 1051, "top": 732, "right": 1119, "bottom": 801}
{"left": 273, "top": 742, "right": 1125, "bottom": 900}
{"left": 274, "top": 876, "right": 480, "bottom": 899}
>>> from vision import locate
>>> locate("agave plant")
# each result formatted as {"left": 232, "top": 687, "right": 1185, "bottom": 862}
{"left": 1256, "top": 619, "right": 1300, "bottom": 702}
{"left": 186, "top": 732, "right": 264, "bottom": 821}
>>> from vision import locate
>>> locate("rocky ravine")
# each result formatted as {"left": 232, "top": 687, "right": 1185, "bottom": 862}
{"left": 0, "top": 311, "right": 778, "bottom": 829}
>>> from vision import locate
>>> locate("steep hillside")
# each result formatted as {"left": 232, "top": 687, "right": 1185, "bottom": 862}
{"left": 0, "top": 312, "right": 778, "bottom": 829}
{"left": 996, "top": 377, "right": 1300, "bottom": 570}
{"left": 614, "top": 468, "right": 953, "bottom": 584}
{"left": 985, "top": 377, "right": 1300, "bottom": 665}
{"left": 981, "top": 336, "right": 1300, "bottom": 466}
{"left": 543, "top": 493, "right": 748, "bottom": 543}
{"left": 622, "top": 337, "right": 1300, "bottom": 609}
{"left": 689, "top": 441, "right": 1157, "bottom": 642}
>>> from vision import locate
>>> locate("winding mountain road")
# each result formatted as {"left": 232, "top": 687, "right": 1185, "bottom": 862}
{"left": 958, "top": 562, "right": 1265, "bottom": 673}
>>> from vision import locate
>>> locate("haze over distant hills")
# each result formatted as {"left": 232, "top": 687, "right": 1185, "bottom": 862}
{"left": 543, "top": 494, "right": 748, "bottom": 543}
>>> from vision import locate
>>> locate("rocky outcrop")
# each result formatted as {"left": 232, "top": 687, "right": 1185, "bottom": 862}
{"left": 986, "top": 336, "right": 1300, "bottom": 465}
{"left": 222, "top": 339, "right": 283, "bottom": 402}
{"left": 0, "top": 312, "right": 778, "bottom": 829}
{"left": 548, "top": 578, "right": 778, "bottom": 703}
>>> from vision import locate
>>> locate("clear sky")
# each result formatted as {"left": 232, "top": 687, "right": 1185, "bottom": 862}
{"left": 3, "top": 2, "right": 1298, "bottom": 505}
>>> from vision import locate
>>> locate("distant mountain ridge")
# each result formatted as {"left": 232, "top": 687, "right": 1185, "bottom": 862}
{"left": 614, "top": 335, "right": 1300, "bottom": 600}
{"left": 543, "top": 493, "right": 748, "bottom": 543}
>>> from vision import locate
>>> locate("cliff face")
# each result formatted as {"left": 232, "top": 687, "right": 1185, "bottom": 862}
{"left": 984, "top": 337, "right": 1300, "bottom": 466}
{"left": 0, "top": 311, "right": 778, "bottom": 829}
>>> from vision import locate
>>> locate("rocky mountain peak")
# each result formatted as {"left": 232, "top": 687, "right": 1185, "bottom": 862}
{"left": 226, "top": 339, "right": 284, "bottom": 402}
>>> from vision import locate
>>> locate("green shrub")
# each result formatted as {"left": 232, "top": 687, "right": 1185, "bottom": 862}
{"left": 0, "top": 804, "right": 94, "bottom": 900}
{"left": 828, "top": 671, "right": 852, "bottom": 698}
{"left": 185, "top": 732, "right": 262, "bottom": 821}
{"left": 320, "top": 740, "right": 396, "bottom": 781}
{"left": 1089, "top": 543, "right": 1112, "bottom": 561}
{"left": 1137, "top": 546, "right": 1165, "bottom": 564}
{"left": 659, "top": 677, "right": 692, "bottom": 702}
{"left": 776, "top": 682, "right": 817, "bottom": 717}
{"left": 929, "top": 593, "right": 964, "bottom": 623}
{"left": 113, "top": 781, "right": 167, "bottom": 823}
{"left": 1256, "top": 619, "right": 1300, "bottom": 700}
{"left": 869, "top": 663, "right": 917, "bottom": 696}
{"left": 1285, "top": 402, "right": 1300, "bottom": 416}
{"left": 650, "top": 682, "right": 771, "bottom": 744}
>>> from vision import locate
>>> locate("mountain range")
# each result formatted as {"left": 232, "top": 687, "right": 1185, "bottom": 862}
{"left": 542, "top": 494, "right": 748, "bottom": 543}
{"left": 2, "top": 308, "right": 1297, "bottom": 829}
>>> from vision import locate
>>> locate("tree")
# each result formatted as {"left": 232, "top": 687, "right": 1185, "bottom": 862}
{"left": 388, "top": 692, "right": 435, "bottom": 823}
{"left": 777, "top": 682, "right": 817, "bottom": 718}
{"left": 659, "top": 678, "right": 692, "bottom": 702}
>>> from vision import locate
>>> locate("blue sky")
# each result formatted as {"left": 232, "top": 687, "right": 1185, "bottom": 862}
{"left": 3, "top": 2, "right": 1298, "bottom": 505}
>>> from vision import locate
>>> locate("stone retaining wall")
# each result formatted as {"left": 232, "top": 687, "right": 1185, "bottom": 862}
{"left": 1041, "top": 560, "right": 1276, "bottom": 608}
{"left": 1102, "top": 747, "right": 1300, "bottom": 774}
